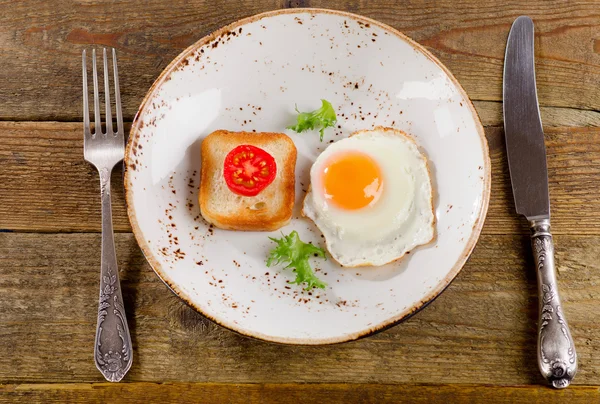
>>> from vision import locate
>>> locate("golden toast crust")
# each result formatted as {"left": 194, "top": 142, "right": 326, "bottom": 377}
{"left": 200, "top": 130, "right": 296, "bottom": 231}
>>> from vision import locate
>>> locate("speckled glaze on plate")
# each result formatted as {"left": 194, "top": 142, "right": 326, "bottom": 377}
{"left": 125, "top": 9, "right": 490, "bottom": 344}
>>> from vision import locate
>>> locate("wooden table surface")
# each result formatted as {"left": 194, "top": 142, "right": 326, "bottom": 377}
{"left": 2, "top": 1, "right": 600, "bottom": 402}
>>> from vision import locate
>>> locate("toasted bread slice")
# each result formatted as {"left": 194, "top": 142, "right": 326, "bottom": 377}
{"left": 200, "top": 130, "right": 296, "bottom": 231}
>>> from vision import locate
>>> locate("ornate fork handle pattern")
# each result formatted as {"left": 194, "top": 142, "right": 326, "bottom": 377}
{"left": 94, "top": 167, "right": 132, "bottom": 382}
{"left": 84, "top": 48, "right": 131, "bottom": 382}
{"left": 531, "top": 219, "right": 577, "bottom": 388}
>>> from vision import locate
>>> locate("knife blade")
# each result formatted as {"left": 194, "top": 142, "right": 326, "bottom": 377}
{"left": 503, "top": 16, "right": 577, "bottom": 389}
{"left": 503, "top": 15, "right": 549, "bottom": 221}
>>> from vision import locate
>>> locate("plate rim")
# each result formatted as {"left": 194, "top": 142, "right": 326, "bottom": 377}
{"left": 124, "top": 7, "right": 491, "bottom": 345}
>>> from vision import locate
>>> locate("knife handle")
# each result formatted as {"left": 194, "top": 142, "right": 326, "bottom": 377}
{"left": 530, "top": 218, "right": 577, "bottom": 388}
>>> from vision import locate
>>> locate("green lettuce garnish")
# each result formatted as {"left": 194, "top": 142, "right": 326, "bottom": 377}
{"left": 266, "top": 231, "right": 327, "bottom": 290}
{"left": 287, "top": 99, "right": 337, "bottom": 141}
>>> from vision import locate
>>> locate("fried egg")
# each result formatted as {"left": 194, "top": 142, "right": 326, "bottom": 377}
{"left": 302, "top": 127, "right": 435, "bottom": 267}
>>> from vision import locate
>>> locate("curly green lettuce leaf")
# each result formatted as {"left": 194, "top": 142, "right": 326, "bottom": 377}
{"left": 266, "top": 231, "right": 327, "bottom": 290}
{"left": 287, "top": 99, "right": 337, "bottom": 141}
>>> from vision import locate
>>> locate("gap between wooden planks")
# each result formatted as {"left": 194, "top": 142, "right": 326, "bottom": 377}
{"left": 2, "top": 0, "right": 600, "bottom": 398}
{"left": 1, "top": 383, "right": 600, "bottom": 403}
{"left": 2, "top": 122, "right": 600, "bottom": 234}
{"left": 2, "top": 1, "right": 600, "bottom": 121}
{"left": 1, "top": 233, "right": 598, "bottom": 385}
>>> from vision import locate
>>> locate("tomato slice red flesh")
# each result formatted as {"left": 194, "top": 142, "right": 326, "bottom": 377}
{"left": 223, "top": 145, "right": 277, "bottom": 196}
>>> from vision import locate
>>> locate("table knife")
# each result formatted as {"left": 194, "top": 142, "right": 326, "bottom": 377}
{"left": 503, "top": 16, "right": 577, "bottom": 388}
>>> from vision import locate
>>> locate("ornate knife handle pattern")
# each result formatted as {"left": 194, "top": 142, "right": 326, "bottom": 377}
{"left": 530, "top": 219, "right": 577, "bottom": 388}
{"left": 94, "top": 168, "right": 133, "bottom": 382}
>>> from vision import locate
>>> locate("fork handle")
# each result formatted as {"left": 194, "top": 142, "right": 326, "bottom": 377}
{"left": 94, "top": 166, "right": 133, "bottom": 382}
{"left": 531, "top": 218, "right": 577, "bottom": 388}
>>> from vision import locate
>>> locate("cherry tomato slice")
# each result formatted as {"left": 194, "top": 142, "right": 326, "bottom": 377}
{"left": 223, "top": 145, "right": 277, "bottom": 196}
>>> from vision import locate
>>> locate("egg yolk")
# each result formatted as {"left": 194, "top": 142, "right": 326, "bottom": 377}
{"left": 322, "top": 151, "right": 383, "bottom": 210}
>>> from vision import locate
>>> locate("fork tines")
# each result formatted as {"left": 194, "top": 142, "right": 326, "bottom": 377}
{"left": 82, "top": 48, "right": 124, "bottom": 138}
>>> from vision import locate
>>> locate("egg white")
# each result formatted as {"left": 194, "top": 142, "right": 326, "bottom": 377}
{"left": 303, "top": 127, "right": 435, "bottom": 267}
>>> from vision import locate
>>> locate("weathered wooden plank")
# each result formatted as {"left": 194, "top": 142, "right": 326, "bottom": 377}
{"left": 1, "top": 1, "right": 599, "bottom": 120}
{"left": 0, "top": 122, "right": 130, "bottom": 232}
{"left": 2, "top": 122, "right": 600, "bottom": 234}
{"left": 1, "top": 383, "right": 600, "bottom": 404}
{"left": 474, "top": 101, "right": 600, "bottom": 128}
{"left": 1, "top": 232, "right": 598, "bottom": 384}
{"left": 0, "top": 0, "right": 281, "bottom": 121}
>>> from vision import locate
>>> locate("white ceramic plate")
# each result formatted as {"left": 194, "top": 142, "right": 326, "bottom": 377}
{"left": 125, "top": 9, "right": 490, "bottom": 344}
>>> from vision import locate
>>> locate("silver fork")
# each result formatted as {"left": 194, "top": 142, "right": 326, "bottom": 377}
{"left": 82, "top": 48, "right": 132, "bottom": 382}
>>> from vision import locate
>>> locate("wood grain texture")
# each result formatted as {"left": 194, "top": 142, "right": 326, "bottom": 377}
{"left": 2, "top": 0, "right": 600, "bottom": 397}
{"left": 474, "top": 101, "right": 600, "bottom": 128}
{"left": 0, "top": 122, "right": 129, "bottom": 232}
{"left": 3, "top": 122, "right": 600, "bottom": 234}
{"left": 2, "top": 383, "right": 600, "bottom": 403}
{"left": 0, "top": 0, "right": 281, "bottom": 121}
{"left": 1, "top": 232, "right": 599, "bottom": 385}
{"left": 1, "top": 1, "right": 599, "bottom": 121}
